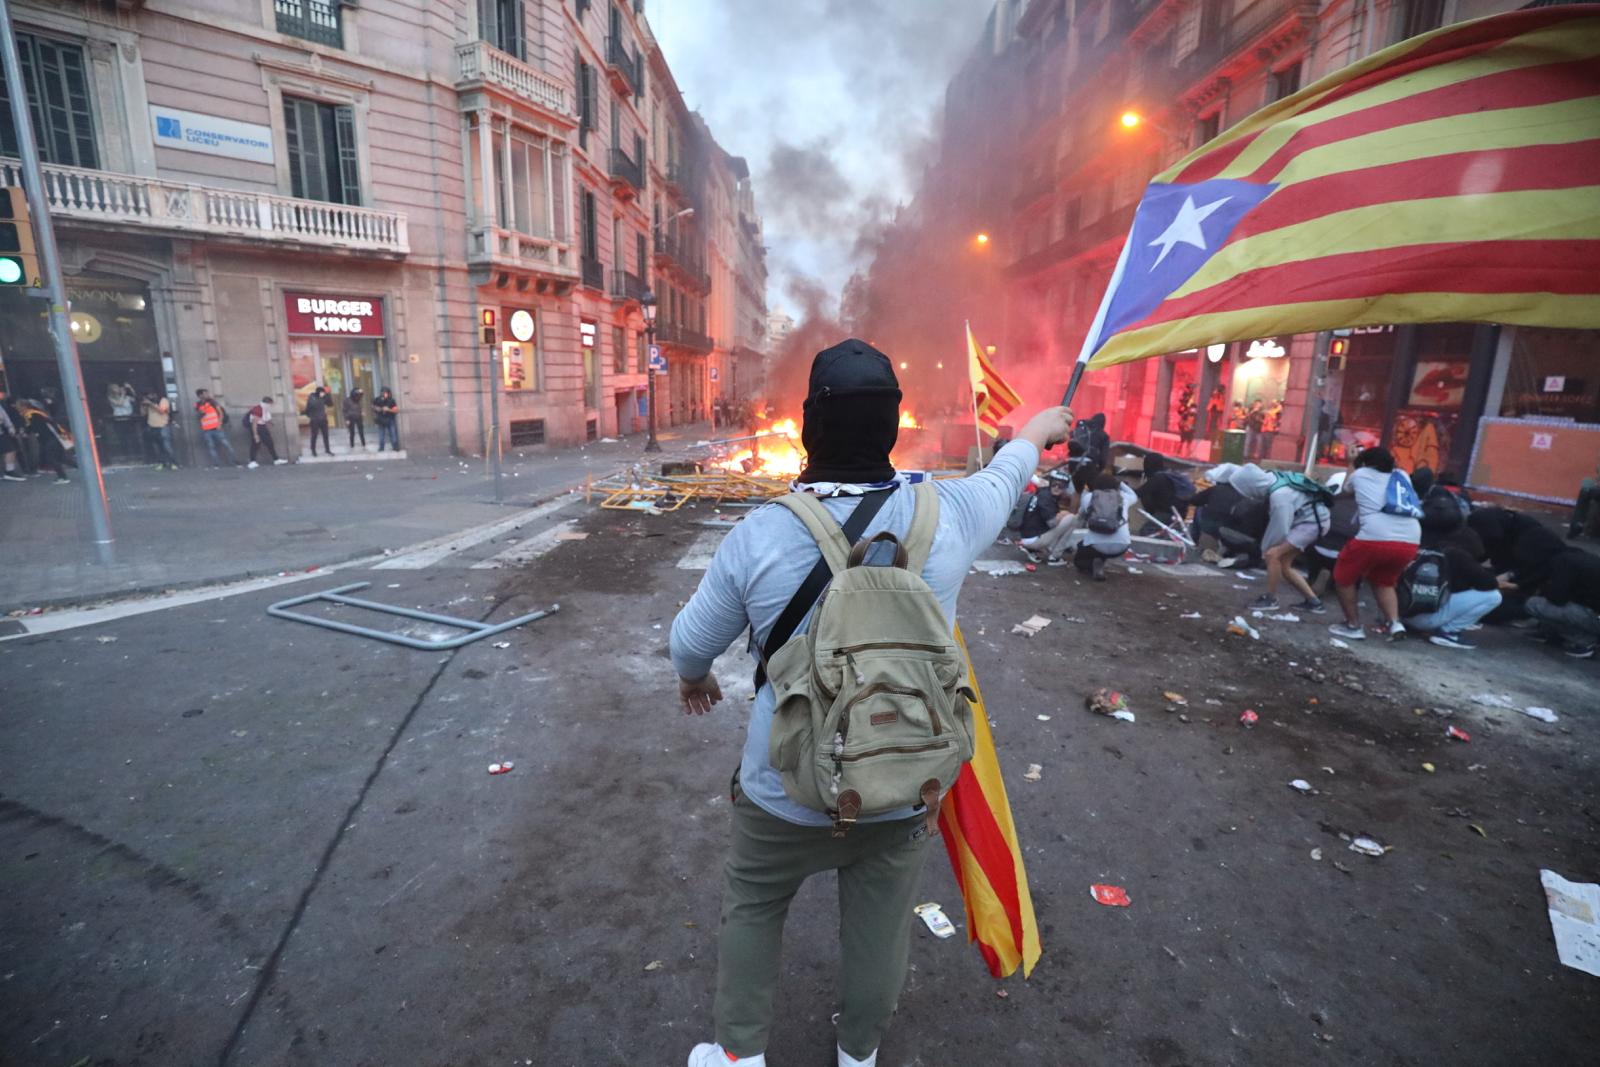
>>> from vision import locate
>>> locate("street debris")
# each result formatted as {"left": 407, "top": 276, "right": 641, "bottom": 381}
{"left": 554, "top": 531, "right": 590, "bottom": 541}
{"left": 1012, "top": 614, "right": 1052, "bottom": 637}
{"left": 1540, "top": 869, "right": 1600, "bottom": 978}
{"left": 1469, "top": 823, "right": 1487, "bottom": 837}
{"left": 1086, "top": 689, "right": 1134, "bottom": 722}
{"left": 1422, "top": 762, "right": 1436, "bottom": 773}
{"left": 488, "top": 761, "right": 515, "bottom": 775}
{"left": 1349, "top": 836, "right": 1388, "bottom": 857}
{"left": 973, "top": 559, "right": 1028, "bottom": 577}
{"left": 644, "top": 960, "right": 664, "bottom": 972}
{"left": 1447, "top": 726, "right": 1472, "bottom": 743}
{"left": 1111, "top": 709, "right": 1136, "bottom": 723}
{"left": 1289, "top": 779, "right": 1315, "bottom": 794}
{"left": 1470, "top": 692, "right": 1517, "bottom": 710}
{"left": 1523, "top": 706, "right": 1558, "bottom": 724}
{"left": 1125, "top": 565, "right": 1144, "bottom": 574}
{"left": 1022, "top": 763, "right": 1043, "bottom": 782}
{"left": 1227, "top": 615, "right": 1261, "bottom": 640}
{"left": 915, "top": 902, "right": 957, "bottom": 939}
{"left": 1239, "top": 710, "right": 1259, "bottom": 727}
{"left": 1310, "top": 848, "right": 1323, "bottom": 861}
{"left": 492, "top": 641, "right": 511, "bottom": 649}
{"left": 1036, "top": 714, "right": 1052, "bottom": 722}
{"left": 1163, "top": 691, "right": 1188, "bottom": 706}
{"left": 995, "top": 988, "right": 1009, "bottom": 999}
{"left": 95, "top": 635, "right": 118, "bottom": 643}
{"left": 1329, "top": 638, "right": 1352, "bottom": 649}
{"left": 1179, "top": 611, "right": 1203, "bottom": 619}
{"left": 1090, "top": 884, "right": 1131, "bottom": 907}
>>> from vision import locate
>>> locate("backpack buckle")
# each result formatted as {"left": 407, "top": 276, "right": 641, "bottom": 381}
{"left": 831, "top": 790, "right": 861, "bottom": 838}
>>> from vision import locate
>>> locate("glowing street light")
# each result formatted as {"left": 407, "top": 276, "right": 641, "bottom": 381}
{"left": 1120, "top": 110, "right": 1142, "bottom": 129}
{"left": 975, "top": 232, "right": 989, "bottom": 246}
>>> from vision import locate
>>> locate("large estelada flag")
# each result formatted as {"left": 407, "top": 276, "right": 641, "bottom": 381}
{"left": 967, "top": 322, "right": 1023, "bottom": 438}
{"left": 1076, "top": 6, "right": 1600, "bottom": 372}
{"left": 939, "top": 625, "right": 1042, "bottom": 978}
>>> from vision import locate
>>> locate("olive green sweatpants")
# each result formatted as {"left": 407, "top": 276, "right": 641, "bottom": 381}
{"left": 715, "top": 793, "right": 932, "bottom": 1059}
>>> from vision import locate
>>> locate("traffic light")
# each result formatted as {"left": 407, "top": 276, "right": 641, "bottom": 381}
{"left": 0, "top": 187, "right": 40, "bottom": 288}
{"left": 480, "top": 308, "right": 496, "bottom": 345}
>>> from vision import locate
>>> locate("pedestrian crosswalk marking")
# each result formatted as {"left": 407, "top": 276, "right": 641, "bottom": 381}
{"left": 374, "top": 498, "right": 575, "bottom": 570}
{"left": 471, "top": 520, "right": 579, "bottom": 569}
{"left": 676, "top": 529, "right": 727, "bottom": 571}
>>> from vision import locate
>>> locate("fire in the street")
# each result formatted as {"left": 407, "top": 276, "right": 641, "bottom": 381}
{"left": 899, "top": 411, "right": 921, "bottom": 429}
{"left": 713, "top": 418, "right": 804, "bottom": 479}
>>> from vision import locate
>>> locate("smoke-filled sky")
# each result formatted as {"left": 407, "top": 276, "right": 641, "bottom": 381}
{"left": 651, "top": 0, "right": 992, "bottom": 317}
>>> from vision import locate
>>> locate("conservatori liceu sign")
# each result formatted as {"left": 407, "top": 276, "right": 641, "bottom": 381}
{"left": 149, "top": 105, "right": 274, "bottom": 165}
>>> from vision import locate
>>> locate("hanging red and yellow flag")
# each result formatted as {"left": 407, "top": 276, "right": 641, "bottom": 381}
{"left": 966, "top": 322, "right": 1023, "bottom": 439}
{"left": 939, "top": 625, "right": 1042, "bottom": 978}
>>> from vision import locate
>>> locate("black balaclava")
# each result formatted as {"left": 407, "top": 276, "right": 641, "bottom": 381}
{"left": 796, "top": 338, "right": 902, "bottom": 484}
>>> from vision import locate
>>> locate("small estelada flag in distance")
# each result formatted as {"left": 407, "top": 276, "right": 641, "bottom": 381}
{"left": 1073, "top": 5, "right": 1600, "bottom": 374}
{"left": 966, "top": 322, "right": 1022, "bottom": 439}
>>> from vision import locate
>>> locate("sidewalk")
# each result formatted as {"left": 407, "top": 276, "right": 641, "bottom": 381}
{"left": 0, "top": 425, "right": 714, "bottom": 612}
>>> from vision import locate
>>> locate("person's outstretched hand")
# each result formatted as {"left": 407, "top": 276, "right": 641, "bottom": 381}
{"left": 679, "top": 673, "right": 723, "bottom": 715}
{"left": 1018, "top": 406, "right": 1075, "bottom": 452}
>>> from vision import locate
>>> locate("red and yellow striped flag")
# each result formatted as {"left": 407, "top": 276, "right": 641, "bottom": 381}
{"left": 939, "top": 625, "right": 1041, "bottom": 978}
{"left": 1077, "top": 6, "right": 1600, "bottom": 371}
{"left": 966, "top": 323, "right": 1023, "bottom": 438}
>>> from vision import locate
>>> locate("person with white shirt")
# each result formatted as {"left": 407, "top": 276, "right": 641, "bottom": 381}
{"left": 1329, "top": 447, "right": 1422, "bottom": 640}
{"left": 1074, "top": 471, "right": 1139, "bottom": 580}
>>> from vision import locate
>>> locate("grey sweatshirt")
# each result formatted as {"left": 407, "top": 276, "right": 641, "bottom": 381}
{"left": 670, "top": 441, "right": 1040, "bottom": 827}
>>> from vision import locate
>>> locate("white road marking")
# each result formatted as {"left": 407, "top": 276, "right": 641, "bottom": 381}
{"left": 471, "top": 519, "right": 579, "bottom": 569}
{"left": 373, "top": 497, "right": 576, "bottom": 569}
{"left": 676, "top": 529, "right": 727, "bottom": 571}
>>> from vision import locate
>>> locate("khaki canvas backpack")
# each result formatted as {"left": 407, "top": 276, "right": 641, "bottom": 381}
{"left": 765, "top": 483, "right": 976, "bottom": 836}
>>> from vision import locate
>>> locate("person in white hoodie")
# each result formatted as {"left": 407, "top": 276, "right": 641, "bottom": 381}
{"left": 1207, "top": 462, "right": 1329, "bottom": 613}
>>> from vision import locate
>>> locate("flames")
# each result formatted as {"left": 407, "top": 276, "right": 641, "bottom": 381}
{"left": 710, "top": 411, "right": 922, "bottom": 479}
{"left": 899, "top": 411, "right": 921, "bottom": 429}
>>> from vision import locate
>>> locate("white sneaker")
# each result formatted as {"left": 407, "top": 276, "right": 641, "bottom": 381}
{"left": 1386, "top": 619, "right": 1406, "bottom": 641}
{"left": 247, "top": 461, "right": 260, "bottom": 469}
{"left": 688, "top": 1043, "right": 765, "bottom": 1067}
{"left": 273, "top": 458, "right": 288, "bottom": 465}
{"left": 840, "top": 1045, "right": 879, "bottom": 1067}
{"left": 1328, "top": 623, "right": 1366, "bottom": 640}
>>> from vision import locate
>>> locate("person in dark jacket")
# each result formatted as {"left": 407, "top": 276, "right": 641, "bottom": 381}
{"left": 1402, "top": 527, "right": 1505, "bottom": 650}
{"left": 373, "top": 387, "right": 400, "bottom": 452}
{"left": 1134, "top": 452, "right": 1181, "bottom": 533}
{"left": 304, "top": 386, "right": 332, "bottom": 457}
{"left": 1523, "top": 549, "right": 1600, "bottom": 658}
{"left": 1469, "top": 506, "right": 1566, "bottom": 598}
{"left": 1017, "top": 472, "right": 1076, "bottom": 563}
{"left": 343, "top": 388, "right": 367, "bottom": 449}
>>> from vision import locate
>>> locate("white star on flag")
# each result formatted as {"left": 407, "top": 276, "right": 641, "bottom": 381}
{"left": 1148, "top": 195, "right": 1232, "bottom": 269}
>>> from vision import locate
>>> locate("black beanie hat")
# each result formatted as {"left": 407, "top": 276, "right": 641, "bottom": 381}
{"left": 797, "top": 338, "right": 902, "bottom": 484}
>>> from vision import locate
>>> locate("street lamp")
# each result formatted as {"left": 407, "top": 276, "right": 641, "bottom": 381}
{"left": 975, "top": 232, "right": 989, "bottom": 246}
{"left": 642, "top": 289, "right": 660, "bottom": 453}
{"left": 1119, "top": 110, "right": 1142, "bottom": 129}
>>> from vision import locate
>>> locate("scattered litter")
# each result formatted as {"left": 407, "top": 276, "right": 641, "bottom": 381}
{"left": 386, "top": 583, "right": 401, "bottom": 588}
{"left": 1231, "top": 584, "right": 1251, "bottom": 590}
{"left": 1111, "top": 710, "right": 1136, "bottom": 723}
{"left": 487, "top": 761, "right": 514, "bottom": 775}
{"left": 1022, "top": 763, "right": 1043, "bottom": 782}
{"left": 914, "top": 902, "right": 957, "bottom": 939}
{"left": 1320, "top": 766, "right": 1335, "bottom": 775}
{"left": 1086, "top": 689, "right": 1130, "bottom": 717}
{"left": 1468, "top": 763, "right": 1486, "bottom": 772}
{"left": 554, "top": 531, "right": 590, "bottom": 542}
{"left": 1540, "top": 869, "right": 1600, "bottom": 978}
{"left": 1012, "top": 614, "right": 1052, "bottom": 637}
{"left": 492, "top": 641, "right": 511, "bottom": 649}
{"left": 1239, "top": 710, "right": 1259, "bottom": 727}
{"left": 1523, "top": 706, "right": 1558, "bottom": 724}
{"left": 1447, "top": 726, "right": 1472, "bottom": 743}
{"left": 1264, "top": 613, "right": 1301, "bottom": 623}
{"left": 1036, "top": 714, "right": 1052, "bottom": 722}
{"left": 1060, "top": 615, "right": 1088, "bottom": 623}
{"left": 1330, "top": 638, "right": 1351, "bottom": 649}
{"left": 1090, "top": 884, "right": 1131, "bottom": 907}
{"left": 95, "top": 635, "right": 118, "bottom": 643}
{"left": 1226, "top": 616, "right": 1261, "bottom": 640}
{"left": 643, "top": 960, "right": 664, "bottom": 972}
{"left": 1310, "top": 848, "right": 1323, "bottom": 861}
{"left": 1125, "top": 566, "right": 1144, "bottom": 574}
{"left": 1289, "top": 779, "right": 1315, "bottom": 794}
{"left": 1469, "top": 823, "right": 1487, "bottom": 837}
{"left": 1349, "top": 836, "right": 1388, "bottom": 857}
{"left": 598, "top": 437, "right": 617, "bottom": 443}
{"left": 1024, "top": 562, "right": 1037, "bottom": 573}
{"left": 973, "top": 560, "right": 1028, "bottom": 577}
{"left": 1333, "top": 860, "right": 1353, "bottom": 874}
{"left": 995, "top": 988, "right": 1009, "bottom": 999}
{"left": 1180, "top": 611, "right": 1203, "bottom": 619}
{"left": 1422, "top": 762, "right": 1436, "bottom": 773}
{"left": 1204, "top": 698, "right": 1223, "bottom": 706}
{"left": 1163, "top": 691, "right": 1188, "bottom": 706}
{"left": 1470, "top": 692, "right": 1517, "bottom": 710}
{"left": 365, "top": 473, "right": 374, "bottom": 481}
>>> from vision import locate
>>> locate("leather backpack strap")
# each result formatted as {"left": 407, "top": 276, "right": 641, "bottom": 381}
{"left": 772, "top": 493, "right": 853, "bottom": 575}
{"left": 902, "top": 481, "right": 941, "bottom": 574}
{"left": 754, "top": 488, "right": 894, "bottom": 690}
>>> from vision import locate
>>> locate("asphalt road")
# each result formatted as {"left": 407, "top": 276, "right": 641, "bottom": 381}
{"left": 2, "top": 498, "right": 1596, "bottom": 1067}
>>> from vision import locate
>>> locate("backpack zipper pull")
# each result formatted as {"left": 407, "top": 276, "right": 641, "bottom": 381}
{"left": 845, "top": 650, "right": 865, "bottom": 687}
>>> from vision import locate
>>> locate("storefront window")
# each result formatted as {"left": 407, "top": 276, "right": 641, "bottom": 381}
{"left": 1320, "top": 326, "right": 1396, "bottom": 464}
{"left": 283, "top": 292, "right": 387, "bottom": 450}
{"left": 1392, "top": 324, "right": 1474, "bottom": 473}
{"left": 501, "top": 307, "right": 538, "bottom": 390}
{"left": 1500, "top": 327, "right": 1600, "bottom": 424}
{"left": 580, "top": 319, "right": 599, "bottom": 409}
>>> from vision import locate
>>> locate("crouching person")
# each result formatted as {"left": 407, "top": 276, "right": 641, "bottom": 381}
{"left": 1073, "top": 471, "right": 1138, "bottom": 580}
{"left": 670, "top": 338, "right": 1072, "bottom": 1067}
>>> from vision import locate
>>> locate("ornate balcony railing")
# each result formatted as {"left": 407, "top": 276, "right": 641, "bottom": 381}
{"left": 468, "top": 225, "right": 576, "bottom": 279}
{"left": 605, "top": 35, "right": 641, "bottom": 95}
{"left": 608, "top": 146, "right": 644, "bottom": 193}
{"left": 2, "top": 158, "right": 408, "bottom": 255}
{"left": 455, "top": 40, "right": 570, "bottom": 118}
{"left": 609, "top": 268, "right": 646, "bottom": 302}
{"left": 581, "top": 255, "right": 604, "bottom": 291}
{"left": 656, "top": 320, "right": 712, "bottom": 353}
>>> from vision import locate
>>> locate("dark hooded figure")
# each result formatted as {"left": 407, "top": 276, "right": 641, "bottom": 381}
{"left": 1469, "top": 505, "right": 1566, "bottom": 602}
{"left": 796, "top": 339, "right": 902, "bottom": 485}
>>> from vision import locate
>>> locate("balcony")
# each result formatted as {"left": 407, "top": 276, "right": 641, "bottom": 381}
{"left": 652, "top": 230, "right": 711, "bottom": 294}
{"left": 656, "top": 320, "right": 712, "bottom": 354}
{"left": 468, "top": 225, "right": 576, "bottom": 284}
{"left": 4, "top": 158, "right": 408, "bottom": 256}
{"left": 608, "top": 146, "right": 645, "bottom": 198}
{"left": 605, "top": 35, "right": 641, "bottom": 95}
{"left": 455, "top": 40, "right": 571, "bottom": 121}
{"left": 609, "top": 268, "right": 647, "bottom": 303}
{"left": 581, "top": 255, "right": 604, "bottom": 291}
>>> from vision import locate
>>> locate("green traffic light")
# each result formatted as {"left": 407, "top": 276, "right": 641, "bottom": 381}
{"left": 0, "top": 257, "right": 22, "bottom": 285}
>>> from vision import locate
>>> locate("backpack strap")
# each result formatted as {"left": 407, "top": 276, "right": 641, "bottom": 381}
{"left": 755, "top": 488, "right": 894, "bottom": 690}
{"left": 903, "top": 481, "right": 940, "bottom": 573}
{"left": 773, "top": 492, "right": 853, "bottom": 575}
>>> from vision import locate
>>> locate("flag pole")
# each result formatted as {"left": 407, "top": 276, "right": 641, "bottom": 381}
{"left": 1061, "top": 229, "right": 1135, "bottom": 408}
{"left": 966, "top": 321, "right": 986, "bottom": 464}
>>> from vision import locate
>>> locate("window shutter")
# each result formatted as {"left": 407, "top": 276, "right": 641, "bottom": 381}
{"left": 334, "top": 104, "right": 361, "bottom": 205}
{"left": 507, "top": 0, "right": 525, "bottom": 59}
{"left": 636, "top": 232, "right": 646, "bottom": 276}
{"left": 1, "top": 36, "right": 98, "bottom": 169}
{"left": 283, "top": 98, "right": 308, "bottom": 199}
